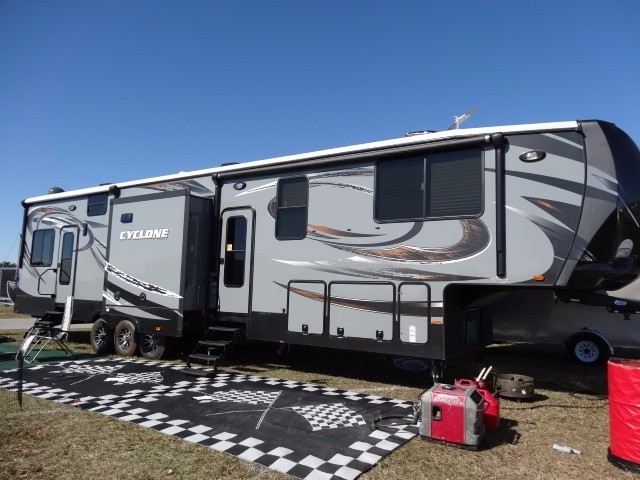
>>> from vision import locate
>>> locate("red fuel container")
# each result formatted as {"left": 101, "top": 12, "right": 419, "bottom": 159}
{"left": 455, "top": 378, "right": 500, "bottom": 430}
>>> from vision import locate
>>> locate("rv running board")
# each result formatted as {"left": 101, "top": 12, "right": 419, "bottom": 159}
{"left": 183, "top": 325, "right": 245, "bottom": 377}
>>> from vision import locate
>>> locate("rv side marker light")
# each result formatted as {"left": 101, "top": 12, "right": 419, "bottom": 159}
{"left": 519, "top": 150, "right": 546, "bottom": 162}
{"left": 534, "top": 275, "right": 545, "bottom": 281}
{"left": 155, "top": 327, "right": 162, "bottom": 332}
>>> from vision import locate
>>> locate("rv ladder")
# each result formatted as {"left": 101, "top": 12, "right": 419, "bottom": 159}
{"left": 183, "top": 325, "right": 245, "bottom": 377}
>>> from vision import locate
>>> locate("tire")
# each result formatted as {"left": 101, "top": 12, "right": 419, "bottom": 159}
{"left": 139, "top": 333, "right": 167, "bottom": 360}
{"left": 568, "top": 335, "right": 608, "bottom": 365}
{"left": 90, "top": 319, "right": 114, "bottom": 355}
{"left": 114, "top": 319, "right": 138, "bottom": 357}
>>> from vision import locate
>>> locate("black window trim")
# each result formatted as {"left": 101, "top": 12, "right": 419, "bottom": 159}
{"left": 223, "top": 215, "right": 247, "bottom": 288}
{"left": 373, "top": 148, "right": 485, "bottom": 223}
{"left": 275, "top": 175, "right": 309, "bottom": 240}
{"left": 30, "top": 228, "right": 56, "bottom": 267}
{"left": 87, "top": 193, "right": 108, "bottom": 216}
{"left": 59, "top": 231, "right": 75, "bottom": 285}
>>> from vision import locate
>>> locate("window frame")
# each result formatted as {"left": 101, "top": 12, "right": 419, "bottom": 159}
{"left": 275, "top": 175, "right": 309, "bottom": 240}
{"left": 58, "top": 231, "right": 75, "bottom": 285}
{"left": 30, "top": 229, "right": 56, "bottom": 267}
{"left": 374, "top": 148, "right": 485, "bottom": 223}
{"left": 223, "top": 216, "right": 248, "bottom": 288}
{"left": 87, "top": 193, "right": 108, "bottom": 216}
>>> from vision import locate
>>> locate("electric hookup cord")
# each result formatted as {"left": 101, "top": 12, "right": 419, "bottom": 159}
{"left": 370, "top": 397, "right": 422, "bottom": 431}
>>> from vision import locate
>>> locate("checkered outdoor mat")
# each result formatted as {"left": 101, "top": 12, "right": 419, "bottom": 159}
{"left": 0, "top": 358, "right": 419, "bottom": 479}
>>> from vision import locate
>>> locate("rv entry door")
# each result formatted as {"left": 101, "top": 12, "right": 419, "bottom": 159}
{"left": 55, "top": 225, "right": 79, "bottom": 302}
{"left": 219, "top": 208, "right": 254, "bottom": 315}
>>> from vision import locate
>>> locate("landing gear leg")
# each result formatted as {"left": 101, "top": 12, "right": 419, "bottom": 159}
{"left": 429, "top": 360, "right": 445, "bottom": 384}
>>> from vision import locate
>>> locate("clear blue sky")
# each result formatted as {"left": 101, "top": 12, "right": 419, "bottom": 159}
{"left": 1, "top": 0, "right": 639, "bottom": 263}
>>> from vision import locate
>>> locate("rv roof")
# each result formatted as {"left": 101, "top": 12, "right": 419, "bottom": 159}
{"left": 24, "top": 120, "right": 579, "bottom": 205}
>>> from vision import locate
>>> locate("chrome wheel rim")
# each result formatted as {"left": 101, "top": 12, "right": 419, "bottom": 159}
{"left": 117, "top": 327, "right": 133, "bottom": 350}
{"left": 142, "top": 334, "right": 160, "bottom": 353}
{"left": 94, "top": 325, "right": 108, "bottom": 348}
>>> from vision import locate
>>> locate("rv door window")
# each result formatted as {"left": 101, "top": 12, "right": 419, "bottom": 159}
{"left": 87, "top": 193, "right": 108, "bottom": 216}
{"left": 30, "top": 229, "right": 55, "bottom": 267}
{"left": 224, "top": 216, "right": 247, "bottom": 287}
{"left": 276, "top": 176, "right": 308, "bottom": 240}
{"left": 375, "top": 148, "right": 483, "bottom": 221}
{"left": 59, "top": 232, "right": 74, "bottom": 285}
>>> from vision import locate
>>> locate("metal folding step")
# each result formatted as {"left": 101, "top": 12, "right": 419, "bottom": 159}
{"left": 184, "top": 324, "right": 245, "bottom": 377}
{"left": 188, "top": 353, "right": 221, "bottom": 365}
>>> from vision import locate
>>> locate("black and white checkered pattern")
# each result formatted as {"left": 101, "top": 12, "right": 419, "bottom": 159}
{"left": 288, "top": 403, "right": 366, "bottom": 431}
{"left": 194, "top": 389, "right": 281, "bottom": 406}
{"left": 105, "top": 371, "right": 164, "bottom": 385}
{"left": 51, "top": 364, "right": 124, "bottom": 376}
{"left": 0, "top": 358, "right": 418, "bottom": 479}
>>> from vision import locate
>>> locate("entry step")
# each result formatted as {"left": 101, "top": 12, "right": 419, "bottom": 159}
{"left": 189, "top": 353, "right": 221, "bottom": 365}
{"left": 198, "top": 340, "right": 229, "bottom": 348}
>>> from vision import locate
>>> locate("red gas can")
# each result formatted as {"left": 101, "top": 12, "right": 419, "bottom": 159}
{"left": 420, "top": 383, "right": 485, "bottom": 448}
{"left": 455, "top": 378, "right": 501, "bottom": 430}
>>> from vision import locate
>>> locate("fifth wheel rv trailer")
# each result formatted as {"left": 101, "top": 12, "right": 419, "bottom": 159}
{"left": 9, "top": 120, "right": 640, "bottom": 379}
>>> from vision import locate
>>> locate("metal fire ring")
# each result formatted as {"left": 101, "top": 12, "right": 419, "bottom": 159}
{"left": 495, "top": 373, "right": 535, "bottom": 399}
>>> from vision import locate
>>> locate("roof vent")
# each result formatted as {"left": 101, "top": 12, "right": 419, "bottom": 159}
{"left": 221, "top": 162, "right": 240, "bottom": 167}
{"left": 48, "top": 186, "right": 65, "bottom": 194}
{"left": 405, "top": 130, "right": 436, "bottom": 137}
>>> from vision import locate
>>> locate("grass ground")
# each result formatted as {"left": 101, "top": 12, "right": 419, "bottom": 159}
{"left": 0, "top": 304, "right": 29, "bottom": 319}
{"left": 0, "top": 331, "right": 637, "bottom": 480}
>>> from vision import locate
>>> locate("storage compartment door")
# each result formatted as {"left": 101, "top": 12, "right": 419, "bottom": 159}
{"left": 288, "top": 281, "right": 326, "bottom": 334}
{"left": 329, "top": 282, "right": 394, "bottom": 340}
{"left": 399, "top": 282, "right": 430, "bottom": 343}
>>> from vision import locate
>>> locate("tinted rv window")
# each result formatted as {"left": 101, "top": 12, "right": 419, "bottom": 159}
{"left": 224, "top": 216, "right": 247, "bottom": 287}
{"left": 59, "top": 231, "right": 75, "bottom": 285}
{"left": 276, "top": 176, "right": 308, "bottom": 240}
{"left": 87, "top": 193, "right": 108, "bottom": 216}
{"left": 30, "top": 229, "right": 55, "bottom": 267}
{"left": 375, "top": 149, "right": 483, "bottom": 221}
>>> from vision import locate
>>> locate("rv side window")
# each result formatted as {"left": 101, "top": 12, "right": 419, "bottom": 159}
{"left": 30, "top": 229, "right": 55, "bottom": 267}
{"left": 276, "top": 176, "right": 308, "bottom": 240}
{"left": 375, "top": 148, "right": 483, "bottom": 221}
{"left": 224, "top": 216, "right": 247, "bottom": 287}
{"left": 87, "top": 193, "right": 108, "bottom": 216}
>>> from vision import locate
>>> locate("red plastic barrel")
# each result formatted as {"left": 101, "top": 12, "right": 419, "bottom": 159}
{"left": 609, "top": 358, "right": 640, "bottom": 471}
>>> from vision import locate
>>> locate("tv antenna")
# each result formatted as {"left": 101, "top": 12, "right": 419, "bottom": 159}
{"left": 447, "top": 107, "right": 478, "bottom": 130}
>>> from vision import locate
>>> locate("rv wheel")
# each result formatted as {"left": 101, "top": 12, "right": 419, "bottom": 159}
{"left": 114, "top": 320, "right": 138, "bottom": 357}
{"left": 139, "top": 333, "right": 166, "bottom": 360}
{"left": 90, "top": 319, "right": 114, "bottom": 355}
{"left": 568, "top": 335, "right": 608, "bottom": 365}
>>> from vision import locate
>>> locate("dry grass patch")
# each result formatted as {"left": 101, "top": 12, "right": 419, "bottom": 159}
{"left": 0, "top": 304, "right": 29, "bottom": 319}
{"left": 1, "top": 339, "right": 639, "bottom": 479}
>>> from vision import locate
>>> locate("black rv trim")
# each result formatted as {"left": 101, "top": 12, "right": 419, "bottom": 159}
{"left": 492, "top": 133, "right": 507, "bottom": 278}
{"left": 216, "top": 135, "right": 493, "bottom": 182}
{"left": 18, "top": 206, "right": 28, "bottom": 269}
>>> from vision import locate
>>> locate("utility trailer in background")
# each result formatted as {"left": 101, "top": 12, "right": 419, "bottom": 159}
{"left": 492, "top": 289, "right": 640, "bottom": 364}
{"left": 9, "top": 120, "right": 640, "bottom": 379}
